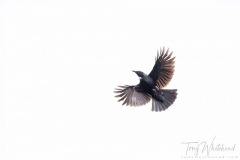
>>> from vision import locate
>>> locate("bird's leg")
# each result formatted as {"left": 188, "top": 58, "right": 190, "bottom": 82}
{"left": 152, "top": 88, "right": 157, "bottom": 95}
{"left": 152, "top": 87, "right": 165, "bottom": 102}
{"left": 152, "top": 85, "right": 159, "bottom": 95}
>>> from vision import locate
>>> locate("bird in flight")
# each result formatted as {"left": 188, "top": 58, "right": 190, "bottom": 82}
{"left": 114, "top": 47, "right": 177, "bottom": 112}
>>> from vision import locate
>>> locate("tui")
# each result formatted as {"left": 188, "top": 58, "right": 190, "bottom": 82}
{"left": 114, "top": 47, "right": 177, "bottom": 112}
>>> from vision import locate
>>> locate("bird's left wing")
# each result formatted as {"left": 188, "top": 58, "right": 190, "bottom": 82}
{"left": 114, "top": 85, "right": 151, "bottom": 106}
{"left": 148, "top": 47, "right": 175, "bottom": 88}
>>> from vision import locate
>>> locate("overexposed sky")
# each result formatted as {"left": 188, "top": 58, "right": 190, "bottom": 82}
{"left": 1, "top": 0, "right": 240, "bottom": 159}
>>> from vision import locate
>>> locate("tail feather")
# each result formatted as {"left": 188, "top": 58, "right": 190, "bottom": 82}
{"left": 152, "top": 89, "right": 177, "bottom": 112}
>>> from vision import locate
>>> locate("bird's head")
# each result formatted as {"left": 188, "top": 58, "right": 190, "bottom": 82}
{"left": 132, "top": 70, "right": 146, "bottom": 78}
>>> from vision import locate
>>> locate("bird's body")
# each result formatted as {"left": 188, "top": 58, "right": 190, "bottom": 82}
{"left": 139, "top": 75, "right": 155, "bottom": 94}
{"left": 114, "top": 47, "right": 177, "bottom": 112}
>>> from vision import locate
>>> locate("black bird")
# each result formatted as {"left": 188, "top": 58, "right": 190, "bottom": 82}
{"left": 114, "top": 47, "right": 177, "bottom": 112}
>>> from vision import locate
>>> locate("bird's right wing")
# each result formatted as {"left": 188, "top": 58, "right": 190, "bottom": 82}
{"left": 148, "top": 47, "right": 175, "bottom": 88}
{"left": 114, "top": 85, "right": 151, "bottom": 106}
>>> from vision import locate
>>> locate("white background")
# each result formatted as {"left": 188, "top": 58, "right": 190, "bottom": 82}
{"left": 1, "top": 0, "right": 240, "bottom": 159}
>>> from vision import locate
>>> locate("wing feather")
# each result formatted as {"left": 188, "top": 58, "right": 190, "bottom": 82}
{"left": 148, "top": 47, "right": 175, "bottom": 88}
{"left": 114, "top": 85, "right": 151, "bottom": 106}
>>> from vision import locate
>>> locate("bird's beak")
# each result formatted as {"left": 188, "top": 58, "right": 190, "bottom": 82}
{"left": 132, "top": 70, "right": 136, "bottom": 73}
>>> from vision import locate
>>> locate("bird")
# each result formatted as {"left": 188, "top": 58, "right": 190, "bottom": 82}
{"left": 114, "top": 47, "right": 177, "bottom": 112}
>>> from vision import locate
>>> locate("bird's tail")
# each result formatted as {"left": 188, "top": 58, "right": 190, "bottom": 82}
{"left": 152, "top": 88, "right": 177, "bottom": 112}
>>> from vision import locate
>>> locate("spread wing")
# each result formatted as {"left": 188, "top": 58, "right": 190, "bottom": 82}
{"left": 114, "top": 85, "right": 151, "bottom": 106}
{"left": 148, "top": 47, "right": 175, "bottom": 88}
